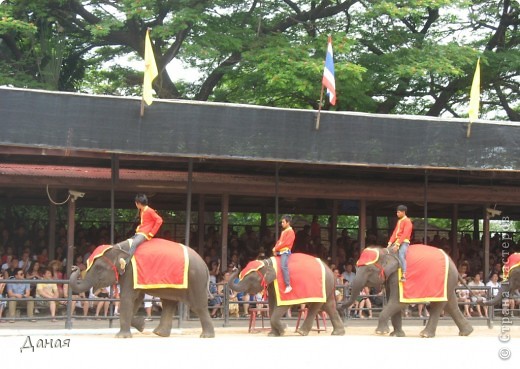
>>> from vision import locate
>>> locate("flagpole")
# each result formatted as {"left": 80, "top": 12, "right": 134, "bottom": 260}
{"left": 316, "top": 85, "right": 325, "bottom": 130}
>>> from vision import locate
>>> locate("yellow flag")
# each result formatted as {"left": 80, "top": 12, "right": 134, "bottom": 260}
{"left": 143, "top": 28, "right": 158, "bottom": 106}
{"left": 468, "top": 58, "right": 480, "bottom": 123}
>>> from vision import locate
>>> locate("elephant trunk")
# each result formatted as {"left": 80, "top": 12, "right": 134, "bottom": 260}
{"left": 69, "top": 267, "right": 94, "bottom": 293}
{"left": 479, "top": 283, "right": 508, "bottom": 306}
{"left": 226, "top": 269, "right": 247, "bottom": 293}
{"left": 343, "top": 271, "right": 366, "bottom": 308}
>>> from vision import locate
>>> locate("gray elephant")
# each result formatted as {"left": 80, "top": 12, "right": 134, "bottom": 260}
{"left": 69, "top": 238, "right": 215, "bottom": 338}
{"left": 479, "top": 253, "right": 520, "bottom": 311}
{"left": 344, "top": 245, "right": 473, "bottom": 338}
{"left": 228, "top": 254, "right": 345, "bottom": 336}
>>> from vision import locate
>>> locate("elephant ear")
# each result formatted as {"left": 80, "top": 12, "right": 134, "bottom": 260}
{"left": 263, "top": 265, "right": 277, "bottom": 284}
{"left": 239, "top": 260, "right": 265, "bottom": 280}
{"left": 357, "top": 247, "right": 381, "bottom": 267}
{"left": 86, "top": 245, "right": 113, "bottom": 272}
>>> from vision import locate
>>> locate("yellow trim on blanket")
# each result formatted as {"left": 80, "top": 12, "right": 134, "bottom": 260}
{"left": 239, "top": 260, "right": 265, "bottom": 280}
{"left": 132, "top": 243, "right": 190, "bottom": 289}
{"left": 273, "top": 257, "right": 327, "bottom": 306}
{"left": 86, "top": 245, "right": 112, "bottom": 273}
{"left": 399, "top": 249, "right": 449, "bottom": 303}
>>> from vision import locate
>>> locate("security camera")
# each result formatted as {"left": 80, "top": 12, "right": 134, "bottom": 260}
{"left": 486, "top": 208, "right": 502, "bottom": 217}
{"left": 69, "top": 190, "right": 85, "bottom": 200}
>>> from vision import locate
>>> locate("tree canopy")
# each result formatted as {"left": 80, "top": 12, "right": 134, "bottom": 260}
{"left": 0, "top": 0, "right": 518, "bottom": 120}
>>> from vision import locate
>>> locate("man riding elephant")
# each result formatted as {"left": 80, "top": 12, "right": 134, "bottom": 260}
{"left": 118, "top": 193, "right": 163, "bottom": 274}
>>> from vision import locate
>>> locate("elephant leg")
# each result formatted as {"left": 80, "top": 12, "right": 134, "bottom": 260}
{"left": 268, "top": 307, "right": 287, "bottom": 337}
{"left": 130, "top": 292, "right": 145, "bottom": 333}
{"left": 153, "top": 299, "right": 175, "bottom": 337}
{"left": 116, "top": 291, "right": 144, "bottom": 338}
{"left": 418, "top": 302, "right": 446, "bottom": 338}
{"left": 376, "top": 302, "right": 403, "bottom": 335}
{"left": 296, "top": 304, "right": 322, "bottom": 336}
{"left": 440, "top": 292, "right": 474, "bottom": 337}
{"left": 190, "top": 302, "right": 216, "bottom": 338}
{"left": 320, "top": 300, "right": 346, "bottom": 336}
{"left": 389, "top": 311, "right": 405, "bottom": 337}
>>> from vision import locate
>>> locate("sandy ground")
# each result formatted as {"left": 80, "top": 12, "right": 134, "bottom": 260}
{"left": 1, "top": 321, "right": 519, "bottom": 367}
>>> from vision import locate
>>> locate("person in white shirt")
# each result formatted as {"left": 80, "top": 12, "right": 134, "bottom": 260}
{"left": 468, "top": 273, "right": 488, "bottom": 317}
{"left": 486, "top": 273, "right": 501, "bottom": 298}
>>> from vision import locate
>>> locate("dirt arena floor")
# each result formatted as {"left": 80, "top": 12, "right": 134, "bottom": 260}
{"left": 1, "top": 319, "right": 518, "bottom": 367}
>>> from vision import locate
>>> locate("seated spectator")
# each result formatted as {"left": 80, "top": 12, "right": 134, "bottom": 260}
{"left": 468, "top": 273, "right": 488, "bottom": 317}
{"left": 508, "top": 289, "right": 520, "bottom": 317}
{"left": 418, "top": 304, "right": 429, "bottom": 318}
{"left": 208, "top": 278, "right": 223, "bottom": 318}
{"left": 486, "top": 273, "right": 501, "bottom": 302}
{"left": 356, "top": 286, "right": 373, "bottom": 318}
{"left": 0, "top": 280, "right": 5, "bottom": 322}
{"left": 341, "top": 263, "right": 356, "bottom": 286}
{"left": 6, "top": 268, "right": 35, "bottom": 322}
{"left": 63, "top": 281, "right": 89, "bottom": 318}
{"left": 48, "top": 260, "right": 65, "bottom": 298}
{"left": 220, "top": 271, "right": 239, "bottom": 318}
{"left": 233, "top": 274, "right": 250, "bottom": 317}
{"left": 1, "top": 254, "right": 13, "bottom": 273}
{"left": 37, "top": 248, "right": 49, "bottom": 266}
{"left": 35, "top": 268, "right": 59, "bottom": 322}
{"left": 90, "top": 286, "right": 110, "bottom": 319}
{"left": 3, "top": 257, "right": 19, "bottom": 279}
{"left": 26, "top": 261, "right": 42, "bottom": 298}
{"left": 333, "top": 268, "right": 344, "bottom": 302}
{"left": 144, "top": 293, "right": 162, "bottom": 321}
{"left": 456, "top": 280, "right": 471, "bottom": 317}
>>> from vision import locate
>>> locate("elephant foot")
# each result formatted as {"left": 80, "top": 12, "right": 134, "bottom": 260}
{"left": 296, "top": 329, "right": 309, "bottom": 336}
{"left": 200, "top": 331, "right": 215, "bottom": 338}
{"left": 389, "top": 330, "right": 406, "bottom": 337}
{"left": 375, "top": 329, "right": 390, "bottom": 335}
{"left": 331, "top": 328, "right": 346, "bottom": 336}
{"left": 267, "top": 330, "right": 282, "bottom": 337}
{"left": 459, "top": 326, "right": 474, "bottom": 336}
{"left": 132, "top": 316, "right": 145, "bottom": 332}
{"left": 115, "top": 330, "right": 133, "bottom": 339}
{"left": 419, "top": 329, "right": 435, "bottom": 338}
{"left": 153, "top": 327, "right": 171, "bottom": 337}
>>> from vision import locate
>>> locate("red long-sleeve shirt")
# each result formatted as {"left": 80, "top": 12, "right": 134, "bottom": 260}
{"left": 136, "top": 206, "right": 163, "bottom": 240}
{"left": 388, "top": 216, "right": 413, "bottom": 246}
{"left": 273, "top": 226, "right": 295, "bottom": 254}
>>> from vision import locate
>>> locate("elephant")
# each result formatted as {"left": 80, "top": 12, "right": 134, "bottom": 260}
{"left": 228, "top": 254, "right": 345, "bottom": 336}
{"left": 344, "top": 245, "right": 473, "bottom": 338}
{"left": 478, "top": 254, "right": 520, "bottom": 312}
{"left": 69, "top": 238, "right": 215, "bottom": 338}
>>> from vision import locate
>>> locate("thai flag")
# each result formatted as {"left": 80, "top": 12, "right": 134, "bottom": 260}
{"left": 322, "top": 36, "right": 336, "bottom": 105}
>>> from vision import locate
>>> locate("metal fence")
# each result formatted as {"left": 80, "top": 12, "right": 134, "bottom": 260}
{"left": 1, "top": 279, "right": 516, "bottom": 329}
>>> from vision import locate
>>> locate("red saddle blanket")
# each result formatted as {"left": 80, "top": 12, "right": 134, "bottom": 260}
{"left": 399, "top": 244, "right": 449, "bottom": 303}
{"left": 241, "top": 254, "right": 326, "bottom": 306}
{"left": 86, "top": 238, "right": 189, "bottom": 289}
{"left": 503, "top": 253, "right": 520, "bottom": 280}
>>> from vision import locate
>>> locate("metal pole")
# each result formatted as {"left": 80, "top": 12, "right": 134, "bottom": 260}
{"left": 180, "top": 158, "right": 193, "bottom": 328}
{"left": 423, "top": 170, "right": 428, "bottom": 244}
{"left": 275, "top": 163, "right": 280, "bottom": 239}
{"left": 109, "top": 154, "right": 118, "bottom": 328}
{"left": 483, "top": 206, "right": 490, "bottom": 282}
{"left": 66, "top": 197, "right": 76, "bottom": 277}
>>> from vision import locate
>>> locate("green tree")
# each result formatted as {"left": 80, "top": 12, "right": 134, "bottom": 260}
{"left": 0, "top": 0, "right": 518, "bottom": 120}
